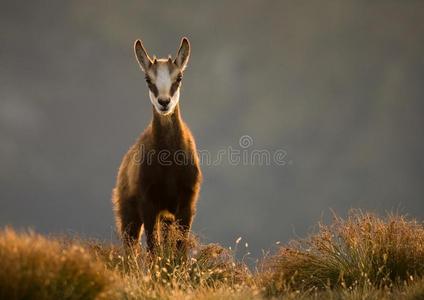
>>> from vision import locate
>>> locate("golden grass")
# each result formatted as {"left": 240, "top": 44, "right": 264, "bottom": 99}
{"left": 260, "top": 210, "right": 424, "bottom": 296}
{"left": 0, "top": 228, "right": 121, "bottom": 300}
{"left": 0, "top": 211, "right": 424, "bottom": 299}
{"left": 86, "top": 223, "right": 254, "bottom": 299}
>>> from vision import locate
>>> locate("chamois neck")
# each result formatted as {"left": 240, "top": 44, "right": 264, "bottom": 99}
{"left": 151, "top": 104, "right": 184, "bottom": 147}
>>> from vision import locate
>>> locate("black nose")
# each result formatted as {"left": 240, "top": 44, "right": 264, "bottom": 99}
{"left": 158, "top": 98, "right": 170, "bottom": 107}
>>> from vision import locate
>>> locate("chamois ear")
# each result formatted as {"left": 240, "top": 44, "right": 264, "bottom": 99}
{"left": 134, "top": 39, "right": 152, "bottom": 72}
{"left": 174, "top": 37, "right": 190, "bottom": 71}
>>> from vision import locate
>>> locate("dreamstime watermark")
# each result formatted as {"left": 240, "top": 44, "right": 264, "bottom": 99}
{"left": 132, "top": 135, "right": 290, "bottom": 167}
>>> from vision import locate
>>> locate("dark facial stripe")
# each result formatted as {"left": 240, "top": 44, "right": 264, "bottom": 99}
{"left": 170, "top": 81, "right": 180, "bottom": 97}
{"left": 170, "top": 72, "right": 182, "bottom": 96}
{"left": 148, "top": 83, "right": 159, "bottom": 97}
{"left": 145, "top": 75, "right": 158, "bottom": 97}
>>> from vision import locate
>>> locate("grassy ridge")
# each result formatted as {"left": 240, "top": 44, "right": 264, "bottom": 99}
{"left": 0, "top": 211, "right": 424, "bottom": 299}
{"left": 0, "top": 228, "right": 120, "bottom": 300}
{"left": 260, "top": 211, "right": 424, "bottom": 295}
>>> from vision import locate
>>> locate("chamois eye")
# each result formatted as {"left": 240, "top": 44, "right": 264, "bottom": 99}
{"left": 176, "top": 74, "right": 182, "bottom": 83}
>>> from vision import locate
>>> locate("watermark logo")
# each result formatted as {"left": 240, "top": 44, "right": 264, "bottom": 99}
{"left": 133, "top": 135, "right": 290, "bottom": 167}
{"left": 239, "top": 135, "right": 254, "bottom": 148}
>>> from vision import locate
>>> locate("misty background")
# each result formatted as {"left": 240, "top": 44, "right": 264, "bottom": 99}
{"left": 1, "top": 1, "right": 423, "bottom": 258}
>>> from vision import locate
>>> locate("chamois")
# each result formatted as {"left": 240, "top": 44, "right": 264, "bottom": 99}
{"left": 112, "top": 38, "right": 202, "bottom": 252}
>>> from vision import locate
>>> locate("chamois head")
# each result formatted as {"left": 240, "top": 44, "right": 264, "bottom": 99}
{"left": 134, "top": 37, "right": 190, "bottom": 116}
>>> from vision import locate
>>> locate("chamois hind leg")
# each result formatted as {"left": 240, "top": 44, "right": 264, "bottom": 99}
{"left": 159, "top": 215, "right": 175, "bottom": 248}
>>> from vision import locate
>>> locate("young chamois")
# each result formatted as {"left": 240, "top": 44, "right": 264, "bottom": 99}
{"left": 112, "top": 37, "right": 202, "bottom": 253}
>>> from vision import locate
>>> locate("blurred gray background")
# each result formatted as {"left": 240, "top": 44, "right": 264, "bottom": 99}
{"left": 1, "top": 1, "right": 423, "bottom": 258}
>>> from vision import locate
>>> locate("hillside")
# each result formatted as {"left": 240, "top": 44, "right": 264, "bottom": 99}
{"left": 0, "top": 211, "right": 423, "bottom": 300}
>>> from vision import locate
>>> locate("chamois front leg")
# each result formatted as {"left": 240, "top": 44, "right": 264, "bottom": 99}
{"left": 175, "top": 205, "right": 194, "bottom": 253}
{"left": 115, "top": 197, "right": 143, "bottom": 251}
{"left": 175, "top": 189, "right": 198, "bottom": 253}
{"left": 142, "top": 202, "right": 159, "bottom": 253}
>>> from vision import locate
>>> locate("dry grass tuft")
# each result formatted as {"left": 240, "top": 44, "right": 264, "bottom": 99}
{"left": 260, "top": 210, "right": 424, "bottom": 296}
{"left": 0, "top": 228, "right": 121, "bottom": 300}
